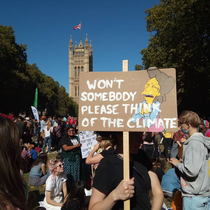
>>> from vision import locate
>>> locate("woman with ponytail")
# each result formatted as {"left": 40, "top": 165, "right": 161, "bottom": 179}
{"left": 40, "top": 159, "right": 67, "bottom": 210}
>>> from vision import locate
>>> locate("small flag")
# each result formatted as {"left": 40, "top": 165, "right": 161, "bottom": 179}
{"left": 73, "top": 23, "right": 81, "bottom": 30}
{"left": 34, "top": 88, "right": 38, "bottom": 108}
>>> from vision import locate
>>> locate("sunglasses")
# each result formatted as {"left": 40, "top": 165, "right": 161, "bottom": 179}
{"left": 57, "top": 163, "right": 64, "bottom": 168}
{"left": 178, "top": 121, "right": 185, "bottom": 126}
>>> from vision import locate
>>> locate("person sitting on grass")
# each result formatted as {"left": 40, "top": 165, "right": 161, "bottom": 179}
{"left": 29, "top": 153, "right": 48, "bottom": 186}
{"left": 152, "top": 155, "right": 166, "bottom": 182}
{"left": 40, "top": 159, "right": 67, "bottom": 210}
{"left": 29, "top": 144, "right": 38, "bottom": 161}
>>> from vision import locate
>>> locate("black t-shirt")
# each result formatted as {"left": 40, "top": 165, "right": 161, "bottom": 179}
{"left": 60, "top": 136, "right": 80, "bottom": 160}
{"left": 60, "top": 136, "right": 79, "bottom": 147}
{"left": 93, "top": 150, "right": 152, "bottom": 210}
{"left": 100, "top": 147, "right": 115, "bottom": 158}
{"left": 61, "top": 136, "right": 73, "bottom": 147}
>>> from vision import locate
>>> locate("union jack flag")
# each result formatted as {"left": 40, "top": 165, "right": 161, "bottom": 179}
{"left": 73, "top": 23, "right": 81, "bottom": 30}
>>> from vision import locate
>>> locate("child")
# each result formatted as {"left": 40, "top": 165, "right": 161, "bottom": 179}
{"left": 170, "top": 111, "right": 210, "bottom": 209}
{"left": 29, "top": 144, "right": 38, "bottom": 161}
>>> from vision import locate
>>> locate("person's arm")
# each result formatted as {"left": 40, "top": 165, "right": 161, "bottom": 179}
{"left": 46, "top": 191, "right": 62, "bottom": 207}
{"left": 63, "top": 181, "right": 67, "bottom": 198}
{"left": 148, "top": 171, "right": 164, "bottom": 210}
{"left": 62, "top": 143, "right": 81, "bottom": 151}
{"left": 41, "top": 163, "right": 46, "bottom": 175}
{"left": 177, "top": 141, "right": 182, "bottom": 147}
{"left": 171, "top": 142, "right": 204, "bottom": 177}
{"left": 86, "top": 144, "right": 103, "bottom": 165}
{"left": 89, "top": 177, "right": 135, "bottom": 210}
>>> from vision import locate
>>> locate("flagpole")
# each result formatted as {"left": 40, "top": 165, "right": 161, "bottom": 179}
{"left": 80, "top": 21, "right": 82, "bottom": 42}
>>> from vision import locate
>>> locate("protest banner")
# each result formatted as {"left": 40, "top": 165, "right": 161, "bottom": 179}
{"left": 79, "top": 67, "right": 178, "bottom": 132}
{"left": 79, "top": 61, "right": 178, "bottom": 210}
{"left": 31, "top": 106, "right": 39, "bottom": 122}
{"left": 79, "top": 131, "right": 97, "bottom": 159}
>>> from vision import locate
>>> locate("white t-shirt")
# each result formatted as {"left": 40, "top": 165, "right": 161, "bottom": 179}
{"left": 44, "top": 126, "right": 53, "bottom": 137}
{"left": 53, "top": 122, "right": 58, "bottom": 127}
{"left": 70, "top": 136, "right": 79, "bottom": 145}
{"left": 45, "top": 173, "right": 67, "bottom": 197}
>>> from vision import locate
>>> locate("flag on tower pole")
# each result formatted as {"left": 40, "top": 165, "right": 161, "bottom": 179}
{"left": 33, "top": 88, "right": 38, "bottom": 108}
{"left": 73, "top": 21, "right": 82, "bottom": 42}
{"left": 73, "top": 23, "right": 81, "bottom": 30}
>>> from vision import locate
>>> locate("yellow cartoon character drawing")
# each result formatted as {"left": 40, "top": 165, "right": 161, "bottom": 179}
{"left": 141, "top": 77, "right": 161, "bottom": 115}
{"left": 132, "top": 67, "right": 175, "bottom": 132}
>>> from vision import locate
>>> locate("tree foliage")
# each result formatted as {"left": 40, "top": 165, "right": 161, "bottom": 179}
{"left": 135, "top": 64, "right": 144, "bottom": 70}
{"left": 0, "top": 25, "right": 78, "bottom": 117}
{"left": 140, "top": 0, "right": 210, "bottom": 117}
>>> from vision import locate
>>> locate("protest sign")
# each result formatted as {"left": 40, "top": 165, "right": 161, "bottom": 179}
{"left": 79, "top": 131, "right": 97, "bottom": 159}
{"left": 79, "top": 67, "right": 178, "bottom": 132}
{"left": 31, "top": 106, "right": 39, "bottom": 122}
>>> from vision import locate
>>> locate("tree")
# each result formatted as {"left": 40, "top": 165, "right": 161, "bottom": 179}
{"left": 140, "top": 0, "right": 210, "bottom": 117}
{"left": 0, "top": 25, "right": 78, "bottom": 117}
{"left": 135, "top": 64, "right": 144, "bottom": 70}
{"left": 0, "top": 25, "right": 28, "bottom": 115}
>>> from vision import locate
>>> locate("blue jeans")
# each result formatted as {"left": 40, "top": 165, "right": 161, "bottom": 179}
{"left": 183, "top": 196, "right": 210, "bottom": 210}
{"left": 42, "top": 136, "right": 52, "bottom": 152}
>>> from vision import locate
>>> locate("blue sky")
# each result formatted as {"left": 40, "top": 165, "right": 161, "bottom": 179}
{"left": 1, "top": 0, "right": 160, "bottom": 93}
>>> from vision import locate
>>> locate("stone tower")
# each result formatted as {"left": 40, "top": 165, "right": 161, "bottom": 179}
{"left": 69, "top": 34, "right": 93, "bottom": 104}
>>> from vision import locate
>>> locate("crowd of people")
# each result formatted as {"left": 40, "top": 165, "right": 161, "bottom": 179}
{"left": 0, "top": 111, "right": 210, "bottom": 210}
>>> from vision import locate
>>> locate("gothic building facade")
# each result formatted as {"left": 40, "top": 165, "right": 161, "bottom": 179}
{"left": 69, "top": 34, "right": 93, "bottom": 103}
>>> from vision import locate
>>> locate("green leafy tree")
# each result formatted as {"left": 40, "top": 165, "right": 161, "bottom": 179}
{"left": 141, "top": 0, "right": 210, "bottom": 117}
{"left": 0, "top": 25, "right": 28, "bottom": 115}
{"left": 135, "top": 64, "right": 144, "bottom": 70}
{"left": 0, "top": 25, "right": 78, "bottom": 117}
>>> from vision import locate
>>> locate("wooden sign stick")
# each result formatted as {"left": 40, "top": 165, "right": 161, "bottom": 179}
{"left": 122, "top": 60, "right": 130, "bottom": 210}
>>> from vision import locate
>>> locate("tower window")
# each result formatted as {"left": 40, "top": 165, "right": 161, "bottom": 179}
{"left": 78, "top": 86, "right": 79, "bottom": 96}
{"left": 75, "top": 67, "right": 77, "bottom": 77}
{"left": 81, "top": 66, "right": 84, "bottom": 72}
{"left": 78, "top": 67, "right": 80, "bottom": 77}
{"left": 75, "top": 86, "right": 77, "bottom": 96}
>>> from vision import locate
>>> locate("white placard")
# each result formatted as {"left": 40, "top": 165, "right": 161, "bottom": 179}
{"left": 79, "top": 131, "right": 98, "bottom": 159}
{"left": 31, "top": 106, "right": 39, "bottom": 122}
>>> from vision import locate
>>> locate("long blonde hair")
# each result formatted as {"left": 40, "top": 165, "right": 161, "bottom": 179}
{"left": 47, "top": 121, "right": 52, "bottom": 131}
{"left": 100, "top": 137, "right": 116, "bottom": 150}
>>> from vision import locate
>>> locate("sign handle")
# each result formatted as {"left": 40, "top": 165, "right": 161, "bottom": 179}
{"left": 123, "top": 60, "right": 130, "bottom": 210}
